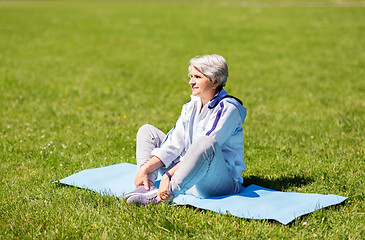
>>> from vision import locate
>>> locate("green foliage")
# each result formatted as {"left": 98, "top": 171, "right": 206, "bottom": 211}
{"left": 0, "top": 0, "right": 364, "bottom": 239}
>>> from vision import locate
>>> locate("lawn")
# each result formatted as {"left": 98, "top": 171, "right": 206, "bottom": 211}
{"left": 0, "top": 0, "right": 364, "bottom": 239}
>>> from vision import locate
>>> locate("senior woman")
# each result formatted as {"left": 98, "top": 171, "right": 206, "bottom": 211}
{"left": 125, "top": 54, "right": 247, "bottom": 204}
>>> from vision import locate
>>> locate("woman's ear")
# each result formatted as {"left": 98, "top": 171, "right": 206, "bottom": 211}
{"left": 212, "top": 76, "right": 220, "bottom": 89}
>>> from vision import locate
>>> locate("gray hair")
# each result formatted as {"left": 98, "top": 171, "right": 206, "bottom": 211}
{"left": 188, "top": 54, "right": 228, "bottom": 89}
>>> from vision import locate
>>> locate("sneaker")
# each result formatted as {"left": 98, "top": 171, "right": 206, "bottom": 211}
{"left": 123, "top": 185, "right": 156, "bottom": 199}
{"left": 126, "top": 188, "right": 159, "bottom": 205}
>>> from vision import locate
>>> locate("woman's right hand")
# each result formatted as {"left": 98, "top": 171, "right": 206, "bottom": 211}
{"left": 134, "top": 166, "right": 150, "bottom": 190}
{"left": 134, "top": 156, "right": 164, "bottom": 190}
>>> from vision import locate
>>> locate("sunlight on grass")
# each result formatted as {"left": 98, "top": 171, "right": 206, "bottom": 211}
{"left": 0, "top": 0, "right": 364, "bottom": 238}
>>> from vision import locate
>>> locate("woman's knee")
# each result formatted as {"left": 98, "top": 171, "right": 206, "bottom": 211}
{"left": 192, "top": 135, "right": 219, "bottom": 152}
{"left": 185, "top": 135, "right": 220, "bottom": 162}
{"left": 137, "top": 124, "right": 154, "bottom": 139}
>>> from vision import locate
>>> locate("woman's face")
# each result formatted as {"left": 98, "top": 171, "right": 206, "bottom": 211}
{"left": 189, "top": 67, "right": 218, "bottom": 102}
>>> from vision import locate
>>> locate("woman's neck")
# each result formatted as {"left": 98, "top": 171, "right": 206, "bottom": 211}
{"left": 200, "top": 90, "right": 219, "bottom": 112}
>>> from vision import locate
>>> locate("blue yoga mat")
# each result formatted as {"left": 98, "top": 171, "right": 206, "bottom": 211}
{"left": 58, "top": 163, "right": 347, "bottom": 225}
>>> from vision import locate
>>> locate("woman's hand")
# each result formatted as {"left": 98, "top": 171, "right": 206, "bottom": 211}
{"left": 134, "top": 156, "right": 164, "bottom": 190}
{"left": 134, "top": 166, "right": 150, "bottom": 190}
{"left": 157, "top": 174, "right": 171, "bottom": 202}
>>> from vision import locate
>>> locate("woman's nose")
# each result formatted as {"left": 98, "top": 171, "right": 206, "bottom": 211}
{"left": 189, "top": 78, "right": 195, "bottom": 85}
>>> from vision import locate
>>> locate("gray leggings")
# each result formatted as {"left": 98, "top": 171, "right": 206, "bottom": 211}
{"left": 136, "top": 124, "right": 240, "bottom": 198}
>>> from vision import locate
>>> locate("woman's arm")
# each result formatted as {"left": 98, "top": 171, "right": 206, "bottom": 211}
{"left": 166, "top": 162, "right": 181, "bottom": 176}
{"left": 151, "top": 104, "right": 188, "bottom": 168}
{"left": 157, "top": 162, "right": 181, "bottom": 202}
{"left": 134, "top": 156, "right": 164, "bottom": 190}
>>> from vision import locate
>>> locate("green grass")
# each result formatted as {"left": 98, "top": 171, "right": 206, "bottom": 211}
{"left": 0, "top": 0, "right": 364, "bottom": 239}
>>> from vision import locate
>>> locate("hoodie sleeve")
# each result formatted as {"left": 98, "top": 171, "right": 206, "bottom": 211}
{"left": 151, "top": 105, "right": 187, "bottom": 167}
{"left": 204, "top": 101, "right": 246, "bottom": 146}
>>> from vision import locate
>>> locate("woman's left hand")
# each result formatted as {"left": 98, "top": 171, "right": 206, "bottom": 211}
{"left": 157, "top": 174, "right": 171, "bottom": 202}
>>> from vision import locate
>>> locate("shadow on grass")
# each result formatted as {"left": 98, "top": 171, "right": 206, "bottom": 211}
{"left": 242, "top": 174, "right": 313, "bottom": 191}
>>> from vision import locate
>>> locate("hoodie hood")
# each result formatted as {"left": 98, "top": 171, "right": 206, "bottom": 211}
{"left": 208, "top": 89, "right": 247, "bottom": 123}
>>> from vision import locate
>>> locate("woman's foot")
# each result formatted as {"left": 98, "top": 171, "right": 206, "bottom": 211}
{"left": 123, "top": 185, "right": 156, "bottom": 199}
{"left": 126, "top": 187, "right": 159, "bottom": 205}
{"left": 125, "top": 188, "right": 174, "bottom": 205}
